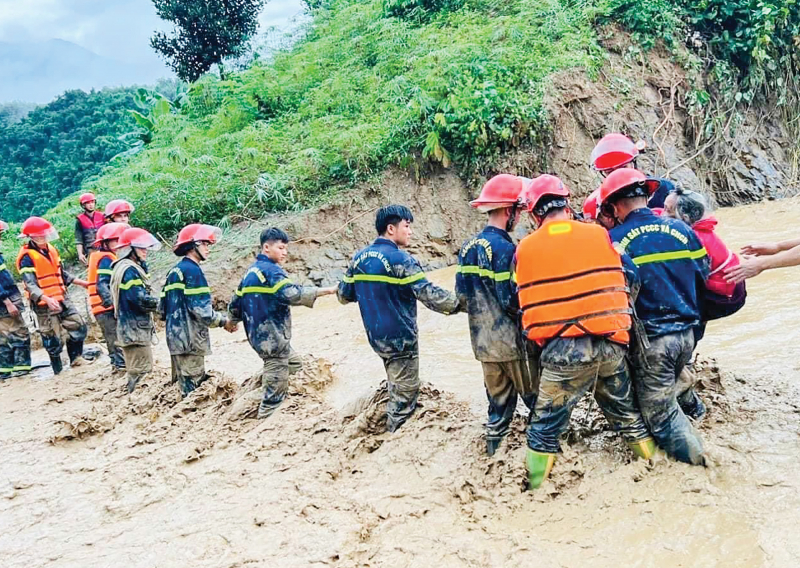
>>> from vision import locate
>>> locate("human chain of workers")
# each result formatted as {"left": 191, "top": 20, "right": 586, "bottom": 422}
{"left": 0, "top": 134, "right": 790, "bottom": 488}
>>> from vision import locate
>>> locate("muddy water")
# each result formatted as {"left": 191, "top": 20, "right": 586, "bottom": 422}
{"left": 2, "top": 199, "right": 800, "bottom": 568}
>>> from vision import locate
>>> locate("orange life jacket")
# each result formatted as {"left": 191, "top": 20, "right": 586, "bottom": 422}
{"left": 15, "top": 243, "right": 66, "bottom": 306}
{"left": 516, "top": 220, "right": 631, "bottom": 346}
{"left": 88, "top": 250, "right": 116, "bottom": 315}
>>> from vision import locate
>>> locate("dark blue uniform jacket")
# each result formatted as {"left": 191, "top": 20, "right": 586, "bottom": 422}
{"left": 115, "top": 260, "right": 158, "bottom": 346}
{"left": 456, "top": 226, "right": 525, "bottom": 362}
{"left": 159, "top": 257, "right": 227, "bottom": 356}
{"left": 338, "top": 238, "right": 460, "bottom": 357}
{"left": 609, "top": 208, "right": 709, "bottom": 338}
{"left": 228, "top": 254, "right": 317, "bottom": 359}
{"left": 0, "top": 253, "right": 23, "bottom": 317}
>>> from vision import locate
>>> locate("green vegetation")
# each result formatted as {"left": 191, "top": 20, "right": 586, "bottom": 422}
{"left": 151, "top": 0, "right": 266, "bottom": 81}
{"left": 4, "top": 0, "right": 797, "bottom": 265}
{"left": 0, "top": 88, "right": 138, "bottom": 223}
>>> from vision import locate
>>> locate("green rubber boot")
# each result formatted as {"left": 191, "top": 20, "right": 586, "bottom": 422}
{"left": 628, "top": 437, "right": 657, "bottom": 460}
{"left": 526, "top": 449, "right": 556, "bottom": 490}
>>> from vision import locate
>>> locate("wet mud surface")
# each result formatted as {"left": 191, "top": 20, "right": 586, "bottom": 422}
{"left": 2, "top": 200, "right": 800, "bottom": 567}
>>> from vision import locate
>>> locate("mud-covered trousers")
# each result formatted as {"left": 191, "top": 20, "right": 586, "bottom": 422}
{"left": 171, "top": 354, "right": 209, "bottom": 398}
{"left": 122, "top": 344, "right": 153, "bottom": 393}
{"left": 527, "top": 345, "right": 651, "bottom": 454}
{"left": 378, "top": 352, "right": 420, "bottom": 433}
{"left": 482, "top": 359, "right": 538, "bottom": 443}
{"left": 632, "top": 329, "right": 705, "bottom": 465}
{"left": 0, "top": 315, "right": 32, "bottom": 378}
{"left": 258, "top": 350, "right": 303, "bottom": 419}
{"left": 96, "top": 312, "right": 124, "bottom": 371}
{"left": 34, "top": 301, "right": 87, "bottom": 362}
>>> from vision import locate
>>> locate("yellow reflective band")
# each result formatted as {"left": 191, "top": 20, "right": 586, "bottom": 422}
{"left": 118, "top": 279, "right": 144, "bottom": 290}
{"left": 96, "top": 269, "right": 113, "bottom": 276}
{"left": 160, "top": 282, "right": 211, "bottom": 297}
{"left": 0, "top": 264, "right": 6, "bottom": 271}
{"left": 235, "top": 279, "right": 292, "bottom": 296}
{"left": 547, "top": 222, "right": 572, "bottom": 235}
{"left": 13, "top": 365, "right": 31, "bottom": 371}
{"left": 632, "top": 248, "right": 707, "bottom": 266}
{"left": 457, "top": 265, "right": 511, "bottom": 282}
{"left": 342, "top": 272, "right": 426, "bottom": 286}
{"left": 0, "top": 368, "right": 12, "bottom": 373}
{"left": 19, "top": 267, "right": 37, "bottom": 274}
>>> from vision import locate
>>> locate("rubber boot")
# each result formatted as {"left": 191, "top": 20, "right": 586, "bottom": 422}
{"left": 486, "top": 437, "right": 502, "bottom": 457}
{"left": 67, "top": 340, "right": 90, "bottom": 368}
{"left": 628, "top": 437, "right": 657, "bottom": 460}
{"left": 50, "top": 355, "right": 63, "bottom": 376}
{"left": 526, "top": 449, "right": 556, "bottom": 490}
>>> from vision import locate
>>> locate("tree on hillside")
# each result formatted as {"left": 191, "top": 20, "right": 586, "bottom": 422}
{"left": 0, "top": 88, "right": 136, "bottom": 222}
{"left": 150, "top": 0, "right": 266, "bottom": 82}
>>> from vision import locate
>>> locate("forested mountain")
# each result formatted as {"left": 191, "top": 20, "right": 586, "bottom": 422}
{"left": 0, "top": 88, "right": 137, "bottom": 222}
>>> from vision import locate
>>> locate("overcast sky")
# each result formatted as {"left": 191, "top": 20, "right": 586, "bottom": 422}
{"left": 0, "top": 0, "right": 305, "bottom": 68}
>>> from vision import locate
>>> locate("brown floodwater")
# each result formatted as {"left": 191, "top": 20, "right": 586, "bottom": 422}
{"left": 1, "top": 198, "right": 799, "bottom": 567}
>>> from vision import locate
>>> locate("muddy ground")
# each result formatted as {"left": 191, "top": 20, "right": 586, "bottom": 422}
{"left": 3, "top": 197, "right": 800, "bottom": 568}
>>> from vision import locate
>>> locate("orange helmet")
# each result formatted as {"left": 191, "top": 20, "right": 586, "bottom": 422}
{"left": 591, "top": 133, "right": 640, "bottom": 172}
{"left": 114, "top": 228, "right": 161, "bottom": 258}
{"left": 470, "top": 174, "right": 526, "bottom": 212}
{"left": 599, "top": 168, "right": 660, "bottom": 206}
{"left": 523, "top": 174, "right": 570, "bottom": 216}
{"left": 93, "top": 222, "right": 130, "bottom": 248}
{"left": 582, "top": 187, "right": 601, "bottom": 220}
{"left": 79, "top": 192, "right": 96, "bottom": 206}
{"left": 20, "top": 217, "right": 59, "bottom": 241}
{"left": 104, "top": 199, "right": 135, "bottom": 218}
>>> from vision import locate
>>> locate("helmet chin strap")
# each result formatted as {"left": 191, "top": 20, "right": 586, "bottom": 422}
{"left": 193, "top": 242, "right": 207, "bottom": 262}
{"left": 505, "top": 203, "right": 519, "bottom": 234}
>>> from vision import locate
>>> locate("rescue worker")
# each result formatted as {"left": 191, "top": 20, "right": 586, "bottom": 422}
{"left": 456, "top": 174, "right": 536, "bottom": 456}
{"left": 88, "top": 222, "right": 129, "bottom": 373}
{"left": 104, "top": 199, "right": 135, "bottom": 224}
{"left": 16, "top": 217, "right": 91, "bottom": 375}
{"left": 591, "top": 133, "right": 674, "bottom": 210}
{"left": 582, "top": 187, "right": 615, "bottom": 230}
{"left": 338, "top": 205, "right": 462, "bottom": 432}
{"left": 228, "top": 228, "right": 337, "bottom": 418}
{"left": 159, "top": 224, "right": 235, "bottom": 397}
{"left": 75, "top": 192, "right": 106, "bottom": 265}
{"left": 515, "top": 175, "right": 655, "bottom": 489}
{"left": 0, "top": 220, "right": 32, "bottom": 379}
{"left": 110, "top": 227, "right": 160, "bottom": 393}
{"left": 602, "top": 168, "right": 709, "bottom": 465}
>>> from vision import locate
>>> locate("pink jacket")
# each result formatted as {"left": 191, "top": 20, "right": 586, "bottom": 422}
{"left": 692, "top": 216, "right": 738, "bottom": 297}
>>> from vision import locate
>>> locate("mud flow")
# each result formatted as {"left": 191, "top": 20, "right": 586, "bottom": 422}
{"left": 2, "top": 199, "right": 800, "bottom": 568}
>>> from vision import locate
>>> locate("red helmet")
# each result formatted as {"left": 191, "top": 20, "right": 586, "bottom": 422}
{"left": 174, "top": 224, "right": 222, "bottom": 252}
{"left": 591, "top": 133, "right": 640, "bottom": 172}
{"left": 20, "top": 217, "right": 59, "bottom": 241}
{"left": 0, "top": 220, "right": 8, "bottom": 234}
{"left": 93, "top": 222, "right": 130, "bottom": 248}
{"left": 470, "top": 174, "right": 526, "bottom": 212}
{"left": 79, "top": 192, "right": 96, "bottom": 206}
{"left": 523, "top": 174, "right": 570, "bottom": 214}
{"left": 104, "top": 199, "right": 135, "bottom": 218}
{"left": 115, "top": 228, "right": 161, "bottom": 253}
{"left": 599, "top": 168, "right": 660, "bottom": 205}
{"left": 582, "top": 187, "right": 601, "bottom": 220}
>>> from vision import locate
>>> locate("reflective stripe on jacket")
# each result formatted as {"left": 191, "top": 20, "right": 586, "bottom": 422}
{"left": 16, "top": 244, "right": 66, "bottom": 305}
{"left": 88, "top": 251, "right": 115, "bottom": 315}
{"left": 228, "top": 254, "right": 317, "bottom": 359}
{"left": 516, "top": 220, "right": 631, "bottom": 347}
{"left": 338, "top": 238, "right": 460, "bottom": 356}
{"left": 456, "top": 225, "right": 525, "bottom": 362}
{"left": 609, "top": 208, "right": 709, "bottom": 338}
{"left": 158, "top": 257, "right": 226, "bottom": 356}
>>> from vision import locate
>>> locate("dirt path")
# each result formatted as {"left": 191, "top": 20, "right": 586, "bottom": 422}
{"left": 2, "top": 201, "right": 800, "bottom": 567}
